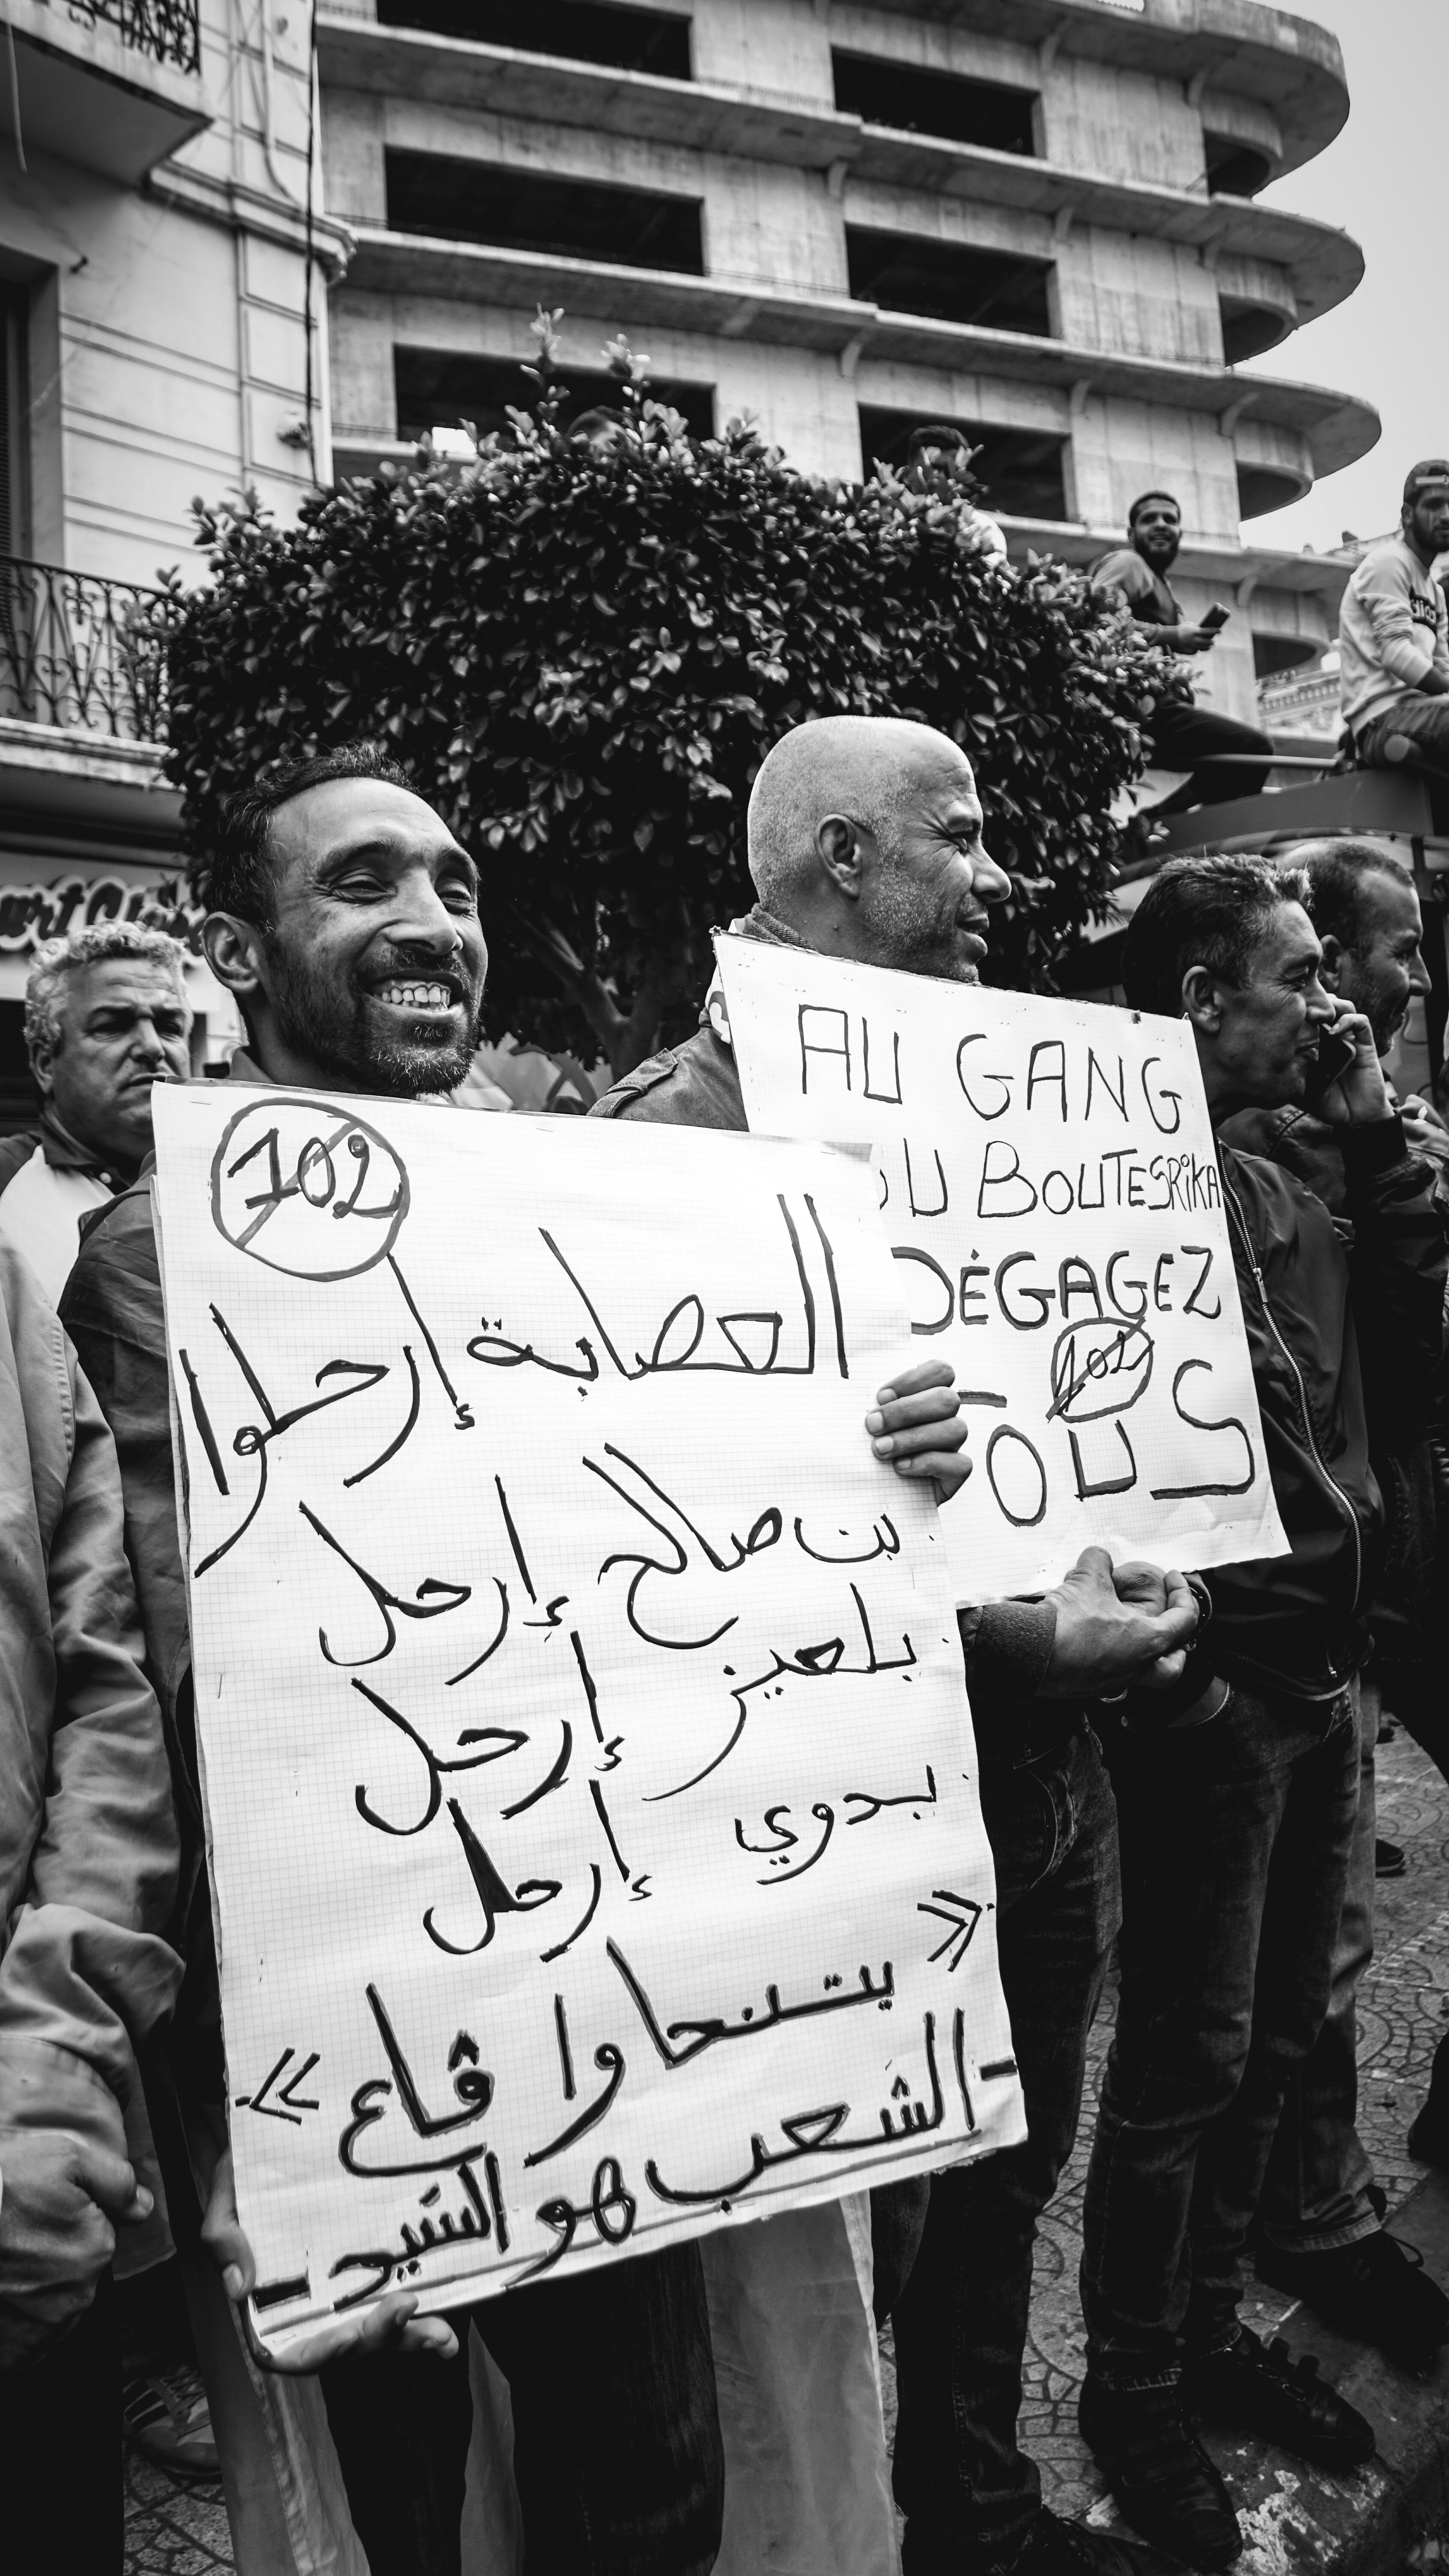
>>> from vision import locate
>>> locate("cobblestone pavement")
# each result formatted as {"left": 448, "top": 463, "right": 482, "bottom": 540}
{"left": 126, "top": 1726, "right": 1449, "bottom": 2572}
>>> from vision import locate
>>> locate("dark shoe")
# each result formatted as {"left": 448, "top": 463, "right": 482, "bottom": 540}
{"left": 1375, "top": 1839, "right": 1407, "bottom": 1879}
{"left": 1079, "top": 2375, "right": 1242, "bottom": 2569}
{"left": 1254, "top": 2229, "right": 1449, "bottom": 2370}
{"left": 1186, "top": 2327, "right": 1374, "bottom": 2470}
{"left": 1001, "top": 2507, "right": 1162, "bottom": 2576}
{"left": 123, "top": 2365, "right": 221, "bottom": 2479}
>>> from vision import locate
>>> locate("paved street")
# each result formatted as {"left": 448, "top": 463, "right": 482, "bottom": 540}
{"left": 127, "top": 1724, "right": 1449, "bottom": 2574}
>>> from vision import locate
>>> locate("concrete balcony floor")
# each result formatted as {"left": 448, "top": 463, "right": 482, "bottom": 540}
{"left": 339, "top": 229, "right": 1381, "bottom": 482}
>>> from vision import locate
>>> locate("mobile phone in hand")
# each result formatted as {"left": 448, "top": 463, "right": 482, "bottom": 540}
{"left": 1303, "top": 1025, "right": 1359, "bottom": 1106}
{"left": 1198, "top": 604, "right": 1231, "bottom": 634}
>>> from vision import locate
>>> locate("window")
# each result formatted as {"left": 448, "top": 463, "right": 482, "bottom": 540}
{"left": 385, "top": 151, "right": 705, "bottom": 273}
{"left": 394, "top": 347, "right": 715, "bottom": 444}
{"left": 858, "top": 408, "right": 1067, "bottom": 519}
{"left": 831, "top": 52, "right": 1036, "bottom": 155}
{"left": 846, "top": 230, "right": 1052, "bottom": 337}
{"left": 375, "top": 0, "right": 691, "bottom": 77}
{"left": 0, "top": 289, "right": 28, "bottom": 562}
{"left": 1202, "top": 131, "right": 1273, "bottom": 197}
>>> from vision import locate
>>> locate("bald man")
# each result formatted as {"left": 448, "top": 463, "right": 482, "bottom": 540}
{"left": 595, "top": 716, "right": 1193, "bottom": 2576}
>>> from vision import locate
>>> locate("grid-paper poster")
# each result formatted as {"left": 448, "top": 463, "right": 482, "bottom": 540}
{"left": 717, "top": 937, "right": 1289, "bottom": 1601}
{"left": 151, "top": 1085, "right": 1024, "bottom": 2357}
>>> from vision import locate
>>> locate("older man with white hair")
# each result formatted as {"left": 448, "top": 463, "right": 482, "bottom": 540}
{"left": 0, "top": 924, "right": 191, "bottom": 1303}
{"left": 594, "top": 714, "right": 1199, "bottom": 2576}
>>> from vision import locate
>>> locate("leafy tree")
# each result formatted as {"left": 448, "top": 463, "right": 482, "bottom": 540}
{"left": 158, "top": 319, "right": 1181, "bottom": 1077}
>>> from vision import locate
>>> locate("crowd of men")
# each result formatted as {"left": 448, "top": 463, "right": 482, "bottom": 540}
{"left": 1, "top": 452, "right": 1447, "bottom": 2576}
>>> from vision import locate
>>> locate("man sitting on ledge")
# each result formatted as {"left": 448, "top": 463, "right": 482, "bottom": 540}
{"left": 1091, "top": 492, "right": 1273, "bottom": 816}
{"left": 1340, "top": 460, "right": 1449, "bottom": 774}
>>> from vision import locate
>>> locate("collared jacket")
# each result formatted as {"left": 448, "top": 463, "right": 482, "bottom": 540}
{"left": 0, "top": 1243, "right": 180, "bottom": 2184}
{"left": 59, "top": 1054, "right": 267, "bottom": 2102}
{"left": 0, "top": 1103, "right": 131, "bottom": 1307}
{"left": 1192, "top": 1117, "right": 1446, "bottom": 1703}
{"left": 1220, "top": 1100, "right": 1446, "bottom": 1700}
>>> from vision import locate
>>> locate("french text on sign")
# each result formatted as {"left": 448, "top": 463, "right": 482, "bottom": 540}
{"left": 716, "top": 937, "right": 1287, "bottom": 1599}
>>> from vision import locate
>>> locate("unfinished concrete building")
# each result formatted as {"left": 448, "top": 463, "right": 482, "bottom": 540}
{"left": 316, "top": 0, "right": 1377, "bottom": 726}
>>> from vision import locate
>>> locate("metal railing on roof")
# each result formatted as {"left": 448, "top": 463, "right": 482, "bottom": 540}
{"left": 0, "top": 555, "right": 170, "bottom": 743}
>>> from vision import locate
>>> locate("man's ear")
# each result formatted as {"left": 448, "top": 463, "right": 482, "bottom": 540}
{"left": 203, "top": 912, "right": 267, "bottom": 1002}
{"left": 815, "top": 814, "right": 868, "bottom": 902}
{"left": 1317, "top": 932, "right": 1344, "bottom": 993}
{"left": 28, "top": 1036, "right": 56, "bottom": 1102}
{"left": 1180, "top": 964, "right": 1226, "bottom": 1033}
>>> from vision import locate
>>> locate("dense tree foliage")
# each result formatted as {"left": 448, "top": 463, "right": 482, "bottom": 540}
{"left": 159, "top": 325, "right": 1182, "bottom": 1075}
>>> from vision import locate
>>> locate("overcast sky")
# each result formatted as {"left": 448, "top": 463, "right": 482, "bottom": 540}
{"left": 1241, "top": 0, "right": 1447, "bottom": 551}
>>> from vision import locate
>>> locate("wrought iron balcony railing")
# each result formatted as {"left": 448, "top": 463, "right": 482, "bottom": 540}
{"left": 52, "top": 0, "right": 200, "bottom": 78}
{"left": 0, "top": 556, "right": 170, "bottom": 744}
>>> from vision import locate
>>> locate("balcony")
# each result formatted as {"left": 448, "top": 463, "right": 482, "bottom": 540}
{"left": 316, "top": 15, "right": 856, "bottom": 169}
{"left": 0, "top": 556, "right": 169, "bottom": 741}
{"left": 854, "top": 0, "right": 1348, "bottom": 179}
{"left": 341, "top": 221, "right": 1378, "bottom": 485}
{"left": 3, "top": 0, "right": 209, "bottom": 182}
{"left": 0, "top": 553, "right": 184, "bottom": 846}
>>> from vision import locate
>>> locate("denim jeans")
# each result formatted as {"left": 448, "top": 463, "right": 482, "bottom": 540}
{"left": 1081, "top": 1683, "right": 1359, "bottom": 2385}
{"left": 892, "top": 1724, "right": 1122, "bottom": 2573}
{"left": 1260, "top": 1677, "right": 1379, "bottom": 2251}
{"left": 321, "top": 2239, "right": 724, "bottom": 2576}
{"left": 1358, "top": 694, "right": 1449, "bottom": 769}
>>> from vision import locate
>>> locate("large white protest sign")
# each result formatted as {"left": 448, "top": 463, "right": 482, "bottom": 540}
{"left": 152, "top": 1085, "right": 1023, "bottom": 2356}
{"left": 717, "top": 938, "right": 1288, "bottom": 1600}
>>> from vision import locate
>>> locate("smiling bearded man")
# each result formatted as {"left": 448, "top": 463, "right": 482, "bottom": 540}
{"left": 61, "top": 738, "right": 983, "bottom": 2576}
{"left": 58, "top": 744, "right": 734, "bottom": 2576}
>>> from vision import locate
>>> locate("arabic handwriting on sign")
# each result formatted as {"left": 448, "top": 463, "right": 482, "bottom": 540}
{"left": 211, "top": 1097, "right": 409, "bottom": 1280}
{"left": 734, "top": 1801, "right": 836, "bottom": 1886}
{"left": 351, "top": 1675, "right": 527, "bottom": 1840}
{"left": 514, "top": 2156, "right": 638, "bottom": 2285}
{"left": 423, "top": 1798, "right": 562, "bottom": 1957}
{"left": 300, "top": 1503, "right": 471, "bottom": 1669}
{"left": 465, "top": 1191, "right": 849, "bottom": 1386}
{"left": 329, "top": 2148, "right": 512, "bottom": 2308}
{"left": 642, "top": 2005, "right": 947, "bottom": 2205}
{"left": 523, "top": 1996, "right": 627, "bottom": 2168}
{"left": 843, "top": 1765, "right": 937, "bottom": 1825}
{"left": 607, "top": 1940, "right": 894, "bottom": 2069}
{"left": 188, "top": 1306, "right": 396, "bottom": 1578}
{"left": 645, "top": 1581, "right": 917, "bottom": 1804}
{"left": 336, "top": 1985, "right": 494, "bottom": 2176}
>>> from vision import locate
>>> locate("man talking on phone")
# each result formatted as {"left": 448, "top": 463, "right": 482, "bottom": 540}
{"left": 1091, "top": 493, "right": 1273, "bottom": 814}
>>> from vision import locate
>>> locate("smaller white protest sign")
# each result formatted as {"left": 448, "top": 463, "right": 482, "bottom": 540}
{"left": 718, "top": 939, "right": 1288, "bottom": 1601}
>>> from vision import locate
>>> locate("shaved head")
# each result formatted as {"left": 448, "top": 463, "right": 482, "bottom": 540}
{"left": 745, "top": 716, "right": 1011, "bottom": 981}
